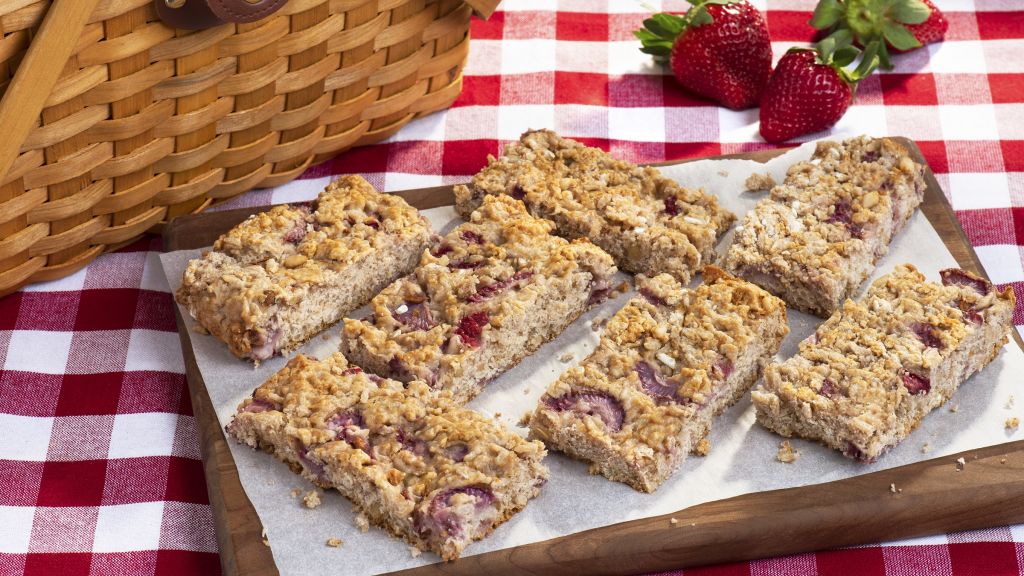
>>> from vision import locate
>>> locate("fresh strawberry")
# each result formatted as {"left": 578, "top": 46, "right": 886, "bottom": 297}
{"left": 759, "top": 40, "right": 878, "bottom": 143}
{"left": 901, "top": 0, "right": 948, "bottom": 49}
{"left": 810, "top": 0, "right": 947, "bottom": 68}
{"left": 635, "top": 0, "right": 772, "bottom": 110}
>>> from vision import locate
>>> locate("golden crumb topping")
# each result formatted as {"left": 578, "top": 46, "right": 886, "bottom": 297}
{"left": 342, "top": 194, "right": 617, "bottom": 385}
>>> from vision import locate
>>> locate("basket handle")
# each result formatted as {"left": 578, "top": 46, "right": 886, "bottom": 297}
{"left": 0, "top": 0, "right": 101, "bottom": 185}
{"left": 155, "top": 0, "right": 288, "bottom": 30}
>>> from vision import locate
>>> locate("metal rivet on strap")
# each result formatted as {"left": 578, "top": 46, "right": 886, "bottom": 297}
{"left": 164, "top": 0, "right": 186, "bottom": 8}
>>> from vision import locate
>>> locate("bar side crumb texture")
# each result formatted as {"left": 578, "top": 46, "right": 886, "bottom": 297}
{"left": 452, "top": 129, "right": 735, "bottom": 284}
{"left": 527, "top": 267, "right": 789, "bottom": 492}
{"left": 752, "top": 264, "right": 1015, "bottom": 462}
{"left": 341, "top": 194, "right": 618, "bottom": 404}
{"left": 176, "top": 175, "right": 433, "bottom": 362}
{"left": 226, "top": 352, "right": 548, "bottom": 561}
{"left": 725, "top": 136, "right": 927, "bottom": 317}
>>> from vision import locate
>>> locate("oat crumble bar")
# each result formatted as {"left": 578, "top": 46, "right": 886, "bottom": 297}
{"left": 453, "top": 129, "right": 735, "bottom": 284}
{"left": 527, "top": 267, "right": 788, "bottom": 492}
{"left": 340, "top": 194, "right": 618, "bottom": 404}
{"left": 176, "top": 176, "right": 433, "bottom": 362}
{"left": 227, "top": 352, "right": 548, "bottom": 561}
{"left": 726, "top": 136, "right": 927, "bottom": 317}
{"left": 752, "top": 264, "right": 1015, "bottom": 462}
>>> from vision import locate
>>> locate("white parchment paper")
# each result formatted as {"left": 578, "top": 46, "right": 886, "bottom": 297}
{"left": 160, "top": 143, "right": 1024, "bottom": 576}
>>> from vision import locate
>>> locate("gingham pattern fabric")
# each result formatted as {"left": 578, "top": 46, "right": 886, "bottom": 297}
{"left": 1, "top": 0, "right": 1022, "bottom": 574}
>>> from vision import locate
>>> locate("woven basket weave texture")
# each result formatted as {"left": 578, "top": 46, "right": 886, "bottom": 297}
{"left": 0, "top": 0, "right": 483, "bottom": 296}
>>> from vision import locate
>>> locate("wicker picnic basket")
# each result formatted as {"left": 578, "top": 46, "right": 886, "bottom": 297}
{"left": 0, "top": 0, "right": 498, "bottom": 296}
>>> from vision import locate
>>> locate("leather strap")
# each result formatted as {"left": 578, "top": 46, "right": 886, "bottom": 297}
{"left": 155, "top": 0, "right": 288, "bottom": 30}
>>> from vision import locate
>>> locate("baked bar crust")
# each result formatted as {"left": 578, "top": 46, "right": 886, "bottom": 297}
{"left": 176, "top": 176, "right": 432, "bottom": 362}
{"left": 752, "top": 264, "right": 1016, "bottom": 462}
{"left": 725, "top": 136, "right": 927, "bottom": 317}
{"left": 453, "top": 129, "right": 735, "bottom": 284}
{"left": 527, "top": 267, "right": 789, "bottom": 492}
{"left": 340, "top": 194, "right": 618, "bottom": 404}
{"left": 226, "top": 352, "right": 548, "bottom": 560}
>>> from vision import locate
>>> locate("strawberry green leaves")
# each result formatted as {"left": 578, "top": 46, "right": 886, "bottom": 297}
{"left": 635, "top": 13, "right": 687, "bottom": 58}
{"left": 810, "top": 0, "right": 943, "bottom": 69}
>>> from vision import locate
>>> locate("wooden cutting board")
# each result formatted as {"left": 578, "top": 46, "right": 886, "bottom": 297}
{"left": 164, "top": 139, "right": 1024, "bottom": 576}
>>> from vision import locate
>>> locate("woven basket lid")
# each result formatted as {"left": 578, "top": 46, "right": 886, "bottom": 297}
{"left": 465, "top": 0, "right": 501, "bottom": 18}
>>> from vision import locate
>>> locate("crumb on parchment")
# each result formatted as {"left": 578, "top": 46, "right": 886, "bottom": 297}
{"left": 744, "top": 172, "right": 776, "bottom": 192}
{"left": 1006, "top": 417, "right": 1020, "bottom": 432}
{"left": 694, "top": 437, "right": 711, "bottom": 456}
{"left": 776, "top": 440, "right": 799, "bottom": 463}
{"left": 921, "top": 443, "right": 931, "bottom": 454}
{"left": 558, "top": 352, "right": 574, "bottom": 363}
{"left": 409, "top": 546, "right": 423, "bottom": 558}
{"left": 327, "top": 538, "right": 343, "bottom": 548}
{"left": 303, "top": 490, "right": 321, "bottom": 509}
{"left": 1007, "top": 395, "right": 1016, "bottom": 409}
{"left": 950, "top": 404, "right": 959, "bottom": 413}
{"left": 290, "top": 488, "right": 302, "bottom": 498}
{"left": 355, "top": 512, "right": 370, "bottom": 533}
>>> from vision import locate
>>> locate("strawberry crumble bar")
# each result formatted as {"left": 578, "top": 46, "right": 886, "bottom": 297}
{"left": 227, "top": 352, "right": 548, "bottom": 560}
{"left": 453, "top": 129, "right": 735, "bottom": 284}
{"left": 725, "top": 136, "right": 927, "bottom": 317}
{"left": 527, "top": 267, "right": 788, "bottom": 492}
{"left": 340, "top": 194, "right": 618, "bottom": 404}
{"left": 176, "top": 176, "right": 432, "bottom": 362}
{"left": 752, "top": 264, "right": 1015, "bottom": 462}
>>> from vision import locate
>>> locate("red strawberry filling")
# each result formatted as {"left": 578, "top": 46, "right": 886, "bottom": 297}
{"left": 639, "top": 287, "right": 668, "bottom": 307}
{"left": 341, "top": 366, "right": 362, "bottom": 376}
{"left": 327, "top": 410, "right": 373, "bottom": 456}
{"left": 664, "top": 196, "right": 680, "bottom": 216}
{"left": 545, "top": 391, "right": 625, "bottom": 433}
{"left": 900, "top": 370, "right": 930, "bottom": 395}
{"left": 940, "top": 269, "right": 992, "bottom": 296}
{"left": 415, "top": 485, "right": 497, "bottom": 544}
{"left": 468, "top": 270, "right": 533, "bottom": 303}
{"left": 910, "top": 322, "right": 942, "bottom": 349}
{"left": 449, "top": 259, "right": 483, "bottom": 270}
{"left": 394, "top": 302, "right": 435, "bottom": 331}
{"left": 282, "top": 218, "right": 308, "bottom": 244}
{"left": 510, "top": 185, "right": 526, "bottom": 200}
{"left": 297, "top": 447, "right": 327, "bottom": 480}
{"left": 634, "top": 361, "right": 684, "bottom": 404}
{"left": 818, "top": 378, "right": 837, "bottom": 398}
{"left": 586, "top": 276, "right": 614, "bottom": 306}
{"left": 431, "top": 244, "right": 453, "bottom": 258}
{"left": 396, "top": 428, "right": 429, "bottom": 457}
{"left": 241, "top": 398, "right": 275, "bottom": 413}
{"left": 446, "top": 443, "right": 469, "bottom": 462}
{"left": 460, "top": 230, "right": 484, "bottom": 244}
{"left": 826, "top": 201, "right": 864, "bottom": 239}
{"left": 712, "top": 359, "right": 733, "bottom": 380}
{"left": 956, "top": 300, "right": 983, "bottom": 325}
{"left": 843, "top": 442, "right": 873, "bottom": 463}
{"left": 454, "top": 312, "right": 489, "bottom": 348}
{"left": 249, "top": 327, "right": 281, "bottom": 361}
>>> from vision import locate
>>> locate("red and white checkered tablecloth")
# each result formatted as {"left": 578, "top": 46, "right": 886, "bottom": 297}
{"left": 2, "top": 1, "right": 1023, "bottom": 574}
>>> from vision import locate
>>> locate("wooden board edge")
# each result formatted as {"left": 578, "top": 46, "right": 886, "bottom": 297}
{"left": 163, "top": 235, "right": 280, "bottom": 576}
{"left": 162, "top": 140, "right": 1024, "bottom": 576}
